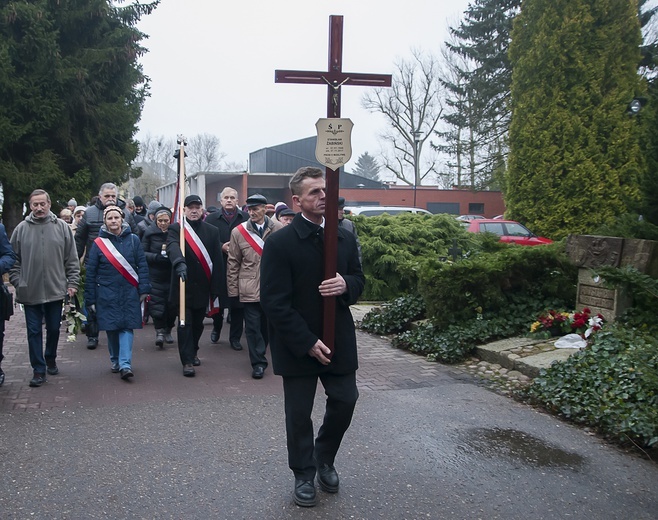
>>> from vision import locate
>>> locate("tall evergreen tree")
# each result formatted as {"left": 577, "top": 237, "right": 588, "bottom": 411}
{"left": 352, "top": 152, "right": 381, "bottom": 181}
{"left": 0, "top": 0, "right": 159, "bottom": 232}
{"left": 637, "top": 0, "right": 658, "bottom": 224}
{"left": 506, "top": 0, "right": 644, "bottom": 239}
{"left": 443, "top": 0, "right": 521, "bottom": 186}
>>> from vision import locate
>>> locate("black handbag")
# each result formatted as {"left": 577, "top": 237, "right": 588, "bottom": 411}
{"left": 86, "top": 307, "right": 99, "bottom": 337}
{"left": 1, "top": 283, "right": 13, "bottom": 321}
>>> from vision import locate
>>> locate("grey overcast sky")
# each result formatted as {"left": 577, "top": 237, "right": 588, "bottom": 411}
{"left": 136, "top": 0, "right": 472, "bottom": 170}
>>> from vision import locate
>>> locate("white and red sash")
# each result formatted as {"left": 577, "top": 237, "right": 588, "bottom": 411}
{"left": 94, "top": 237, "right": 139, "bottom": 287}
{"left": 184, "top": 222, "right": 219, "bottom": 315}
{"left": 237, "top": 222, "right": 264, "bottom": 256}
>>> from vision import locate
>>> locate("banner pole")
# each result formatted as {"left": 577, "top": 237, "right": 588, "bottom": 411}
{"left": 177, "top": 135, "right": 187, "bottom": 326}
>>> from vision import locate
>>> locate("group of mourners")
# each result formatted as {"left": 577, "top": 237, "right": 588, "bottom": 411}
{"left": 1, "top": 167, "right": 365, "bottom": 508}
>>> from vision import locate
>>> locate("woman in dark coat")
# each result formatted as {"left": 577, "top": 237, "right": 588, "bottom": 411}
{"left": 0, "top": 223, "right": 16, "bottom": 386}
{"left": 85, "top": 206, "right": 151, "bottom": 380}
{"left": 141, "top": 206, "right": 176, "bottom": 348}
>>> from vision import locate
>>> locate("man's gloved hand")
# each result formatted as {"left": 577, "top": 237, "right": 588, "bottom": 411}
{"left": 175, "top": 263, "right": 187, "bottom": 282}
{"left": 140, "top": 294, "right": 149, "bottom": 303}
{"left": 88, "top": 304, "right": 96, "bottom": 314}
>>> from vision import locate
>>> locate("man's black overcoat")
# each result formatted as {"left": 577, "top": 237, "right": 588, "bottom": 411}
{"left": 261, "top": 214, "right": 365, "bottom": 377}
{"left": 205, "top": 209, "right": 248, "bottom": 302}
{"left": 166, "top": 218, "right": 227, "bottom": 310}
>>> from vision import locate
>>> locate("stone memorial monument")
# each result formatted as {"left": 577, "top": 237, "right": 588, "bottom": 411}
{"left": 565, "top": 235, "right": 658, "bottom": 321}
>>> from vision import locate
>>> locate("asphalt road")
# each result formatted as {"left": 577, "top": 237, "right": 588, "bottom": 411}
{"left": 0, "top": 314, "right": 656, "bottom": 519}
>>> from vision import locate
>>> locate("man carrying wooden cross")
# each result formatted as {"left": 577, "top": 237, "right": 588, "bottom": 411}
{"left": 261, "top": 167, "right": 365, "bottom": 507}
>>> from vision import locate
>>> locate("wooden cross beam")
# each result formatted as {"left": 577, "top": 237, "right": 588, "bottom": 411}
{"left": 275, "top": 15, "right": 392, "bottom": 355}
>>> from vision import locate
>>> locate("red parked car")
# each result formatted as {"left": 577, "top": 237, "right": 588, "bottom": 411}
{"left": 464, "top": 219, "right": 553, "bottom": 246}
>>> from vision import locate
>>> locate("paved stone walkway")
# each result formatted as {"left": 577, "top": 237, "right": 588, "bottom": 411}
{"left": 0, "top": 305, "right": 448, "bottom": 412}
{"left": 2, "top": 304, "right": 658, "bottom": 519}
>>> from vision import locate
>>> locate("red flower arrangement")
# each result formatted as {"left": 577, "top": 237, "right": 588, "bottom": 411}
{"left": 531, "top": 310, "right": 571, "bottom": 335}
{"left": 531, "top": 307, "right": 605, "bottom": 338}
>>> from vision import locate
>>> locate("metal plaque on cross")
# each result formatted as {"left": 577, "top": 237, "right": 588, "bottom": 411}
{"left": 315, "top": 118, "right": 353, "bottom": 171}
{"left": 275, "top": 15, "right": 392, "bottom": 355}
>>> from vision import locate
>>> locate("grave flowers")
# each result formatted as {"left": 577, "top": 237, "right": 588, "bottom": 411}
{"left": 530, "top": 308, "right": 604, "bottom": 339}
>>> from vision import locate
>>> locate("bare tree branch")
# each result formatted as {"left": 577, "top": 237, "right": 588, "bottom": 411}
{"left": 134, "top": 133, "right": 177, "bottom": 183}
{"left": 362, "top": 50, "right": 444, "bottom": 186}
{"left": 186, "top": 133, "right": 227, "bottom": 173}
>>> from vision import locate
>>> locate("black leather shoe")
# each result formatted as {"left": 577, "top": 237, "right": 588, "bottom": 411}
{"left": 46, "top": 364, "right": 59, "bottom": 376}
{"left": 86, "top": 337, "right": 98, "bottom": 350}
{"left": 192, "top": 357, "right": 201, "bottom": 366}
{"left": 251, "top": 366, "right": 265, "bottom": 379}
{"left": 317, "top": 463, "right": 339, "bottom": 493}
{"left": 183, "top": 365, "right": 195, "bottom": 377}
{"left": 230, "top": 340, "right": 243, "bottom": 351}
{"left": 120, "top": 368, "right": 134, "bottom": 380}
{"left": 293, "top": 479, "right": 317, "bottom": 507}
{"left": 29, "top": 373, "right": 47, "bottom": 388}
{"left": 111, "top": 364, "right": 120, "bottom": 373}
{"left": 210, "top": 329, "right": 220, "bottom": 343}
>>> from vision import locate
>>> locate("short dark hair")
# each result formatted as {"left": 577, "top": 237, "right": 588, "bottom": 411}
{"left": 289, "top": 167, "right": 324, "bottom": 196}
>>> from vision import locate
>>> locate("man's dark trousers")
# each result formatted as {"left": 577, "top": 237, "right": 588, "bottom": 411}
{"left": 282, "top": 372, "right": 358, "bottom": 480}
{"left": 178, "top": 307, "right": 205, "bottom": 365}
{"left": 212, "top": 301, "right": 244, "bottom": 344}
{"left": 243, "top": 302, "right": 268, "bottom": 369}
{"left": 25, "top": 300, "right": 63, "bottom": 374}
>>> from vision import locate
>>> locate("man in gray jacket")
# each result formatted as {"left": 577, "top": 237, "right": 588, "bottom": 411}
{"left": 10, "top": 189, "right": 81, "bottom": 387}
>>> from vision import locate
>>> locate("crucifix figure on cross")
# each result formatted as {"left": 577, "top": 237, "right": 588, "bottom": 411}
{"left": 275, "top": 15, "right": 392, "bottom": 354}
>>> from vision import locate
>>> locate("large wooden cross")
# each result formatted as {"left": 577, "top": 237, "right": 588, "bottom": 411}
{"left": 275, "top": 15, "right": 392, "bottom": 355}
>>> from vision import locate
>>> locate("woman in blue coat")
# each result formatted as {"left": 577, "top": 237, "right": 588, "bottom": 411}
{"left": 0, "top": 223, "right": 16, "bottom": 386}
{"left": 85, "top": 206, "right": 151, "bottom": 380}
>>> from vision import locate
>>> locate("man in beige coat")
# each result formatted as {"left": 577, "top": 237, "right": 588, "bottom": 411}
{"left": 227, "top": 194, "right": 282, "bottom": 379}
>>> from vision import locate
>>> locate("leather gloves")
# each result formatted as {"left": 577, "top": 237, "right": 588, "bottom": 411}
{"left": 175, "top": 263, "right": 187, "bottom": 281}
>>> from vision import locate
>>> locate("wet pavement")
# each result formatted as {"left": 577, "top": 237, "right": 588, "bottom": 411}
{"left": 0, "top": 305, "right": 657, "bottom": 519}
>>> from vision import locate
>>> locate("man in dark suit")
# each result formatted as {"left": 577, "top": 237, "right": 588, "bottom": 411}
{"left": 261, "top": 167, "right": 365, "bottom": 507}
{"left": 204, "top": 186, "right": 247, "bottom": 350}
{"left": 167, "top": 194, "right": 226, "bottom": 377}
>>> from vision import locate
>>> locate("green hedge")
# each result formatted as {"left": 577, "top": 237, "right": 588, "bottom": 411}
{"left": 418, "top": 241, "right": 577, "bottom": 327}
{"left": 360, "top": 294, "right": 425, "bottom": 335}
{"left": 353, "top": 213, "right": 471, "bottom": 301}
